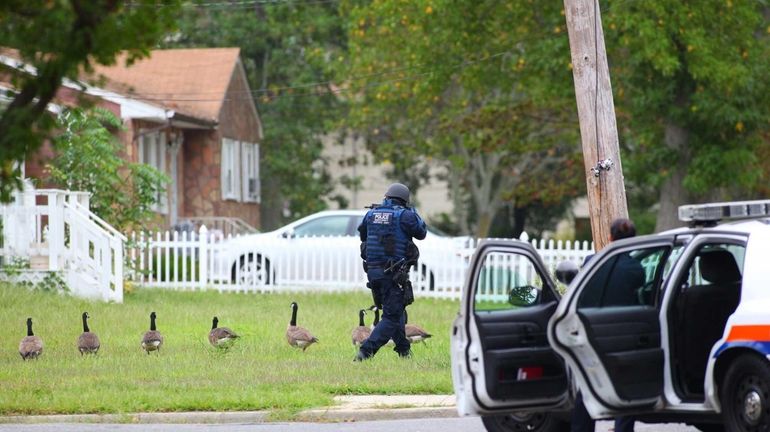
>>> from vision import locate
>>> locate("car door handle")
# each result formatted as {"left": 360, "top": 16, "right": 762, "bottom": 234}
{"left": 519, "top": 335, "right": 535, "bottom": 345}
{"left": 637, "top": 336, "right": 650, "bottom": 347}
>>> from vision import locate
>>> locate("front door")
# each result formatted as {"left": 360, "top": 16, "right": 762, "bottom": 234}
{"left": 452, "top": 239, "right": 570, "bottom": 415}
{"left": 549, "top": 236, "right": 677, "bottom": 419}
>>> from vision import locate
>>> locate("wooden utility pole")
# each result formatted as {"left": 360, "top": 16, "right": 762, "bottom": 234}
{"left": 563, "top": 0, "right": 628, "bottom": 251}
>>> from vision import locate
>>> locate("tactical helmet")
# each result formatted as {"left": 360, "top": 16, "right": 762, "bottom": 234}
{"left": 385, "top": 183, "right": 410, "bottom": 204}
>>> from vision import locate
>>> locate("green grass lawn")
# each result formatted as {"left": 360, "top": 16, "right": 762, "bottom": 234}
{"left": 0, "top": 283, "right": 458, "bottom": 415}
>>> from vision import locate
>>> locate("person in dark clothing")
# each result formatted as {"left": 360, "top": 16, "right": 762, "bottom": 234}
{"left": 355, "top": 183, "right": 427, "bottom": 361}
{"left": 572, "top": 218, "right": 638, "bottom": 432}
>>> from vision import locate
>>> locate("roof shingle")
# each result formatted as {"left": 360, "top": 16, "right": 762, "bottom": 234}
{"left": 90, "top": 48, "right": 241, "bottom": 122}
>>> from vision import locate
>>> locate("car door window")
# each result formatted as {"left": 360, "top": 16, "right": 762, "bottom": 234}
{"left": 578, "top": 246, "right": 670, "bottom": 308}
{"left": 474, "top": 251, "right": 546, "bottom": 312}
{"left": 293, "top": 216, "right": 351, "bottom": 237}
{"left": 670, "top": 242, "right": 745, "bottom": 398}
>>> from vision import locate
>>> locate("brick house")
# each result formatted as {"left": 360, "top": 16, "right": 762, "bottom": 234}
{"left": 92, "top": 48, "right": 263, "bottom": 231}
{"left": 11, "top": 48, "right": 263, "bottom": 231}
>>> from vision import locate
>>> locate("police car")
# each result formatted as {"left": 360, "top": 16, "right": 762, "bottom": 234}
{"left": 451, "top": 200, "right": 770, "bottom": 432}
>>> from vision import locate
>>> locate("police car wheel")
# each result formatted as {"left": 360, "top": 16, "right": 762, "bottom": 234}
{"left": 233, "top": 254, "right": 272, "bottom": 286}
{"left": 480, "top": 412, "right": 569, "bottom": 432}
{"left": 722, "top": 354, "right": 770, "bottom": 432}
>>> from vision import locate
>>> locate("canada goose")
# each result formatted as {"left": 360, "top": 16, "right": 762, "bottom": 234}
{"left": 286, "top": 302, "right": 318, "bottom": 351}
{"left": 369, "top": 304, "right": 380, "bottom": 330}
{"left": 209, "top": 316, "right": 239, "bottom": 348}
{"left": 19, "top": 317, "right": 43, "bottom": 360}
{"left": 141, "top": 311, "right": 163, "bottom": 354}
{"left": 351, "top": 309, "right": 372, "bottom": 346}
{"left": 77, "top": 312, "right": 100, "bottom": 355}
{"left": 404, "top": 309, "right": 432, "bottom": 343}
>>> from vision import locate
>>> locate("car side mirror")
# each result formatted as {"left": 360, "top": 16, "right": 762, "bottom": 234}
{"left": 555, "top": 260, "right": 579, "bottom": 285}
{"left": 282, "top": 229, "right": 295, "bottom": 239}
{"left": 508, "top": 285, "right": 540, "bottom": 307}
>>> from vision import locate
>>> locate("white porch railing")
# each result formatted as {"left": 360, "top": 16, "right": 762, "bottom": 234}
{"left": 0, "top": 186, "right": 124, "bottom": 302}
{"left": 126, "top": 227, "right": 594, "bottom": 301}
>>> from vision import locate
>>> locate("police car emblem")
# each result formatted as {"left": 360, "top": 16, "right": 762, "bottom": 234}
{"left": 373, "top": 212, "right": 391, "bottom": 224}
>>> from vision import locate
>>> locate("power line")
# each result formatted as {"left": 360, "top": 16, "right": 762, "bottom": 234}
{"left": 128, "top": 0, "right": 339, "bottom": 9}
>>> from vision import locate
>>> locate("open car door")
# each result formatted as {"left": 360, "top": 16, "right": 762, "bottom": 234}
{"left": 452, "top": 239, "right": 570, "bottom": 416}
{"left": 549, "top": 236, "right": 677, "bottom": 419}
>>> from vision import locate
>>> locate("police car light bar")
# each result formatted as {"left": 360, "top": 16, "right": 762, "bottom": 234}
{"left": 679, "top": 199, "right": 770, "bottom": 223}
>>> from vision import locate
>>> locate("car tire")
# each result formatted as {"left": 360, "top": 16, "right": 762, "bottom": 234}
{"left": 233, "top": 254, "right": 272, "bottom": 286}
{"left": 481, "top": 412, "right": 570, "bottom": 432}
{"left": 721, "top": 354, "right": 770, "bottom": 432}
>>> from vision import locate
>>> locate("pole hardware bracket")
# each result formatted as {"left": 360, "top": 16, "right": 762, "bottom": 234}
{"left": 590, "top": 158, "right": 613, "bottom": 177}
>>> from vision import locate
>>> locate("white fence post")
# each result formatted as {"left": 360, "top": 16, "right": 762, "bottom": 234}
{"left": 198, "top": 225, "right": 208, "bottom": 290}
{"left": 47, "top": 192, "right": 61, "bottom": 270}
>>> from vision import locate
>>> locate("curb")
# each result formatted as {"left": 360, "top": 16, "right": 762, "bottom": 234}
{"left": 297, "top": 406, "right": 458, "bottom": 422}
{"left": 0, "top": 411, "right": 271, "bottom": 425}
{"left": 0, "top": 395, "right": 459, "bottom": 424}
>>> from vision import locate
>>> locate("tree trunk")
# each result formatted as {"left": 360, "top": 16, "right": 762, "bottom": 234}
{"left": 260, "top": 174, "right": 284, "bottom": 230}
{"left": 655, "top": 122, "right": 690, "bottom": 231}
{"left": 475, "top": 209, "right": 494, "bottom": 239}
{"left": 512, "top": 205, "right": 527, "bottom": 239}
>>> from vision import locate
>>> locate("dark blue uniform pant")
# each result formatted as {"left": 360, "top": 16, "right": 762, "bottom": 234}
{"left": 359, "top": 276, "right": 410, "bottom": 357}
{"left": 571, "top": 392, "right": 634, "bottom": 432}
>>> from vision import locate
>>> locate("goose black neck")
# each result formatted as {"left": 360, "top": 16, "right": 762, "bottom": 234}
{"left": 26, "top": 319, "right": 33, "bottom": 336}
{"left": 373, "top": 309, "right": 380, "bottom": 325}
{"left": 290, "top": 305, "right": 298, "bottom": 326}
{"left": 212, "top": 318, "right": 218, "bottom": 330}
{"left": 82, "top": 313, "right": 90, "bottom": 333}
{"left": 358, "top": 310, "right": 365, "bottom": 326}
{"left": 150, "top": 315, "right": 157, "bottom": 331}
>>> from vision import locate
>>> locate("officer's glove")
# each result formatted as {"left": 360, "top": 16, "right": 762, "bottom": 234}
{"left": 393, "top": 270, "right": 409, "bottom": 288}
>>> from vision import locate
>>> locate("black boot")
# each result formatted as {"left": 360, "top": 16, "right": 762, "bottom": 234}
{"left": 353, "top": 350, "right": 369, "bottom": 362}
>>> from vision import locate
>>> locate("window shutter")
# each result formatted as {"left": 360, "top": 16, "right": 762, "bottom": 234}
{"left": 234, "top": 140, "right": 242, "bottom": 202}
{"left": 254, "top": 143, "right": 261, "bottom": 203}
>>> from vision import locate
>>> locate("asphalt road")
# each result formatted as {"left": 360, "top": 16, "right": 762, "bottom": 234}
{"left": 0, "top": 418, "right": 703, "bottom": 432}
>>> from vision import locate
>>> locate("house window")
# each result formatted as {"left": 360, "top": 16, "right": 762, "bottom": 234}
{"left": 241, "top": 142, "right": 260, "bottom": 203}
{"left": 221, "top": 138, "right": 240, "bottom": 201}
{"left": 138, "top": 130, "right": 168, "bottom": 214}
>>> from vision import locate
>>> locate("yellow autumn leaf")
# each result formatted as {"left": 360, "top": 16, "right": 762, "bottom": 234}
{"left": 425, "top": 5, "right": 433, "bottom": 14}
{"left": 736, "top": 121, "right": 744, "bottom": 133}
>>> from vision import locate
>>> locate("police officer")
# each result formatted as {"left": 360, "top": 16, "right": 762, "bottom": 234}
{"left": 355, "top": 183, "right": 427, "bottom": 361}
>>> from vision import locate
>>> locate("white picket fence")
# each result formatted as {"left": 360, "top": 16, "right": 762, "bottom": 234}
{"left": 125, "top": 227, "right": 593, "bottom": 300}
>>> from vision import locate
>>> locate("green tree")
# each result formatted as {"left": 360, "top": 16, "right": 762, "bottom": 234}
{"left": 166, "top": 1, "right": 346, "bottom": 229}
{"left": 600, "top": 1, "right": 770, "bottom": 230}
{"left": 0, "top": 0, "right": 181, "bottom": 203}
{"left": 341, "top": 0, "right": 583, "bottom": 237}
{"left": 48, "top": 107, "right": 168, "bottom": 231}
